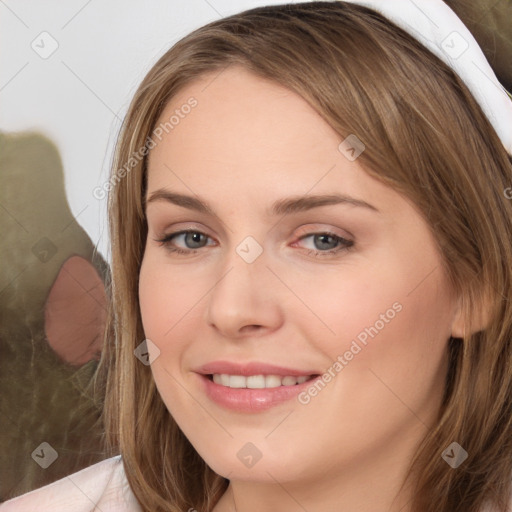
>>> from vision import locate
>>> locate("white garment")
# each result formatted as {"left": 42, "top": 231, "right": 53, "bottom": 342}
{"left": 0, "top": 455, "right": 142, "bottom": 512}
{"left": 0, "top": 455, "right": 508, "bottom": 511}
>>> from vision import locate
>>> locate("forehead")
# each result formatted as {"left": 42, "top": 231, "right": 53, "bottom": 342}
{"left": 144, "top": 65, "right": 405, "bottom": 219}
{"left": 147, "top": 66, "right": 351, "bottom": 183}
{"left": 150, "top": 65, "right": 339, "bottom": 161}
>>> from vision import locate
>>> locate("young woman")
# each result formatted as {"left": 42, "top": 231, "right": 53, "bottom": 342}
{"left": 2, "top": 1, "right": 511, "bottom": 511}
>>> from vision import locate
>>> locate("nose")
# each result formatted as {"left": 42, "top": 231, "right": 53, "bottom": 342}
{"left": 204, "top": 247, "right": 284, "bottom": 338}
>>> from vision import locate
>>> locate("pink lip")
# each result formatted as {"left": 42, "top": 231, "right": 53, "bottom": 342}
{"left": 195, "top": 373, "right": 322, "bottom": 413}
{"left": 194, "top": 360, "right": 320, "bottom": 377}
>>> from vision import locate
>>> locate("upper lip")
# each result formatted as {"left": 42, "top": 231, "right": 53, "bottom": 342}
{"left": 194, "top": 361, "right": 321, "bottom": 377}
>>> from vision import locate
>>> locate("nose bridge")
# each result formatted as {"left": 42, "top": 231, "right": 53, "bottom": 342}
{"left": 204, "top": 234, "right": 283, "bottom": 336}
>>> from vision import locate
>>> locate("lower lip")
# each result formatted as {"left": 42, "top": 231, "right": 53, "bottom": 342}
{"left": 196, "top": 373, "right": 322, "bottom": 413}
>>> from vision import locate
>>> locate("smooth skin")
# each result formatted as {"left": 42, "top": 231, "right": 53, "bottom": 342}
{"left": 138, "top": 65, "right": 466, "bottom": 512}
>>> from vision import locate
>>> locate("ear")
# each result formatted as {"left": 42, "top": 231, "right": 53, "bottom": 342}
{"left": 44, "top": 255, "right": 107, "bottom": 366}
{"left": 450, "top": 286, "right": 493, "bottom": 338}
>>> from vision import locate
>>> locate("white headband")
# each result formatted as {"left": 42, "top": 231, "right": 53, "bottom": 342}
{"left": 339, "top": 0, "right": 512, "bottom": 156}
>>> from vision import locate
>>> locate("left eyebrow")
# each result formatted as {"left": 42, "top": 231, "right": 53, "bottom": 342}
{"left": 270, "top": 194, "right": 380, "bottom": 215}
{"left": 144, "top": 189, "right": 380, "bottom": 216}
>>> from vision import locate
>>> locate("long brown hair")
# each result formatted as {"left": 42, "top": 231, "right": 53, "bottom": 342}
{"left": 87, "top": 2, "right": 512, "bottom": 511}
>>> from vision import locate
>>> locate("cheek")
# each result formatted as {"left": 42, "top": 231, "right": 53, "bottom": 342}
{"left": 138, "top": 254, "right": 202, "bottom": 343}
{"left": 278, "top": 260, "right": 403, "bottom": 356}
{"left": 290, "top": 268, "right": 452, "bottom": 451}
{"left": 138, "top": 256, "right": 198, "bottom": 409}
{"left": 316, "top": 268, "right": 452, "bottom": 432}
{"left": 293, "top": 254, "right": 453, "bottom": 377}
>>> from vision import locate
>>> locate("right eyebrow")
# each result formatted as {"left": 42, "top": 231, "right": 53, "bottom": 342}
{"left": 145, "top": 189, "right": 214, "bottom": 215}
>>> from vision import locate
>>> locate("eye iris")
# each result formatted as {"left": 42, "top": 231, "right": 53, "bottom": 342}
{"left": 315, "top": 234, "right": 337, "bottom": 250}
{"left": 186, "top": 232, "right": 206, "bottom": 249}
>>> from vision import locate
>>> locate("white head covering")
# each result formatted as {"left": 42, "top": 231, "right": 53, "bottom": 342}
{"left": 341, "top": 0, "right": 512, "bottom": 155}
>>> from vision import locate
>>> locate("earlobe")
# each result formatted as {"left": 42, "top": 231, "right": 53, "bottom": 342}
{"left": 451, "top": 301, "right": 466, "bottom": 339}
{"left": 450, "top": 288, "right": 493, "bottom": 339}
{"left": 450, "top": 296, "right": 465, "bottom": 339}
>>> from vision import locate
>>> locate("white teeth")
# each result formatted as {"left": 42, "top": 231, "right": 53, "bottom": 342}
{"left": 229, "top": 375, "right": 246, "bottom": 388}
{"left": 211, "top": 374, "right": 313, "bottom": 389}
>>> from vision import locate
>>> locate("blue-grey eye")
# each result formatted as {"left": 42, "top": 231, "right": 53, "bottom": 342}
{"left": 312, "top": 233, "right": 339, "bottom": 250}
{"left": 175, "top": 231, "right": 208, "bottom": 249}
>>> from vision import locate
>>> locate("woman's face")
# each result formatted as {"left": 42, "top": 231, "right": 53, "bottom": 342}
{"left": 139, "top": 65, "right": 460, "bottom": 487}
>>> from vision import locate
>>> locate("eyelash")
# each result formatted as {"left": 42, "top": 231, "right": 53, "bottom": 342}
{"left": 154, "top": 229, "right": 354, "bottom": 258}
